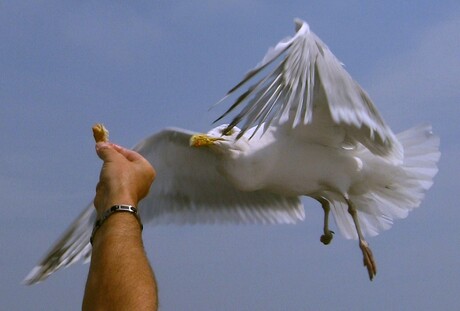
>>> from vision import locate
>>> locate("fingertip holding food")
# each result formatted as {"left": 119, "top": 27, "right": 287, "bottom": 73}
{"left": 92, "top": 123, "right": 109, "bottom": 143}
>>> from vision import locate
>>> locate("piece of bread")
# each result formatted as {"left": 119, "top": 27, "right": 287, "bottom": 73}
{"left": 92, "top": 123, "right": 109, "bottom": 143}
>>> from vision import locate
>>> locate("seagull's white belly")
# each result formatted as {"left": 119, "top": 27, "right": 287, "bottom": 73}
{"left": 267, "top": 143, "right": 361, "bottom": 196}
{"left": 222, "top": 140, "right": 362, "bottom": 197}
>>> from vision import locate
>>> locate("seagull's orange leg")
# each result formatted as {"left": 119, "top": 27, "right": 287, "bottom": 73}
{"left": 345, "top": 198, "right": 377, "bottom": 281}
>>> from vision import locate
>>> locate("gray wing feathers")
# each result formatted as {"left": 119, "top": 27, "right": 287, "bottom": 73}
{"left": 23, "top": 204, "right": 95, "bottom": 284}
{"left": 216, "top": 19, "right": 403, "bottom": 163}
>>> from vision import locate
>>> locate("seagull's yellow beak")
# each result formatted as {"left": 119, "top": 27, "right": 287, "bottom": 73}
{"left": 190, "top": 134, "right": 226, "bottom": 147}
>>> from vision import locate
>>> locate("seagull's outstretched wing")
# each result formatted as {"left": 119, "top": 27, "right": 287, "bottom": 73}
{"left": 25, "top": 128, "right": 303, "bottom": 284}
{"left": 215, "top": 19, "right": 402, "bottom": 163}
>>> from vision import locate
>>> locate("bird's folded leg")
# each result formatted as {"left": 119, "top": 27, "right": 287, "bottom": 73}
{"left": 317, "top": 197, "right": 334, "bottom": 245}
{"left": 345, "top": 198, "right": 377, "bottom": 280}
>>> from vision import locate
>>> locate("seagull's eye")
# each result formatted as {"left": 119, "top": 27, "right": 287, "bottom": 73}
{"left": 221, "top": 128, "right": 235, "bottom": 136}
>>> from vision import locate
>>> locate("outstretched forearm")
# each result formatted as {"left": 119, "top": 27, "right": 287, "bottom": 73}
{"left": 82, "top": 213, "right": 158, "bottom": 311}
{"left": 83, "top": 140, "right": 157, "bottom": 310}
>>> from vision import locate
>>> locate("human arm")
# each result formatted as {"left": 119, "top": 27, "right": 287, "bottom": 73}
{"left": 82, "top": 142, "right": 158, "bottom": 311}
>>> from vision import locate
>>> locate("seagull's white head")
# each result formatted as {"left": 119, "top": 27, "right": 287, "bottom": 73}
{"left": 189, "top": 124, "right": 249, "bottom": 155}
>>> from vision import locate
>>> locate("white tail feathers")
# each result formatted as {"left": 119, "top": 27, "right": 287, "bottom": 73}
{"left": 330, "top": 124, "right": 440, "bottom": 239}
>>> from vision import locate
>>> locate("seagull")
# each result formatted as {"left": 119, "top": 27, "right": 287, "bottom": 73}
{"left": 25, "top": 19, "right": 440, "bottom": 284}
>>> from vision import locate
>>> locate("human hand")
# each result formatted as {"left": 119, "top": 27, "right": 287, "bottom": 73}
{"left": 93, "top": 142, "right": 156, "bottom": 216}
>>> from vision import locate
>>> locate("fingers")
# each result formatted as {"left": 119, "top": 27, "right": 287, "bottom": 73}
{"left": 96, "top": 142, "right": 144, "bottom": 163}
{"left": 111, "top": 143, "right": 145, "bottom": 163}
{"left": 96, "top": 141, "right": 155, "bottom": 182}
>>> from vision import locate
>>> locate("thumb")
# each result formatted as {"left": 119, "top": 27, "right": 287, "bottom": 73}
{"left": 95, "top": 142, "right": 120, "bottom": 162}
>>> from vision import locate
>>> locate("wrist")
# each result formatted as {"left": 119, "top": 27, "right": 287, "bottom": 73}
{"left": 91, "top": 205, "right": 143, "bottom": 245}
{"left": 95, "top": 192, "right": 138, "bottom": 216}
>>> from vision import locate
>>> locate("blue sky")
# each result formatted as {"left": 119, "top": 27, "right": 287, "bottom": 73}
{"left": 1, "top": 1, "right": 459, "bottom": 310}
